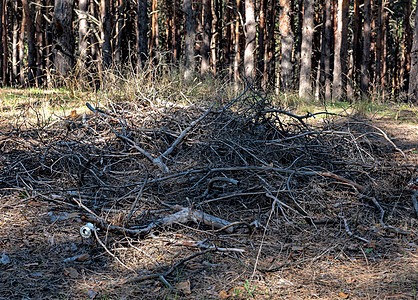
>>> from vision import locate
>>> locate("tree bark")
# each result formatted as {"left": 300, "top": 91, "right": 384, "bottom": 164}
{"left": 78, "top": 0, "right": 88, "bottom": 72}
{"left": 211, "top": 0, "right": 218, "bottom": 74}
{"left": 233, "top": 0, "right": 241, "bottom": 84}
{"left": 19, "top": 0, "right": 26, "bottom": 85}
{"left": 279, "top": 0, "right": 293, "bottom": 92}
{"left": 361, "top": 0, "right": 371, "bottom": 97}
{"left": 375, "top": 0, "right": 385, "bottom": 95}
{"left": 184, "top": 0, "right": 196, "bottom": 81}
{"left": 35, "top": 0, "right": 44, "bottom": 86}
{"left": 44, "top": 0, "right": 53, "bottom": 87}
{"left": 401, "top": 0, "right": 412, "bottom": 92}
{"left": 408, "top": 6, "right": 418, "bottom": 104}
{"left": 2, "top": 0, "right": 8, "bottom": 85}
{"left": 172, "top": 0, "right": 179, "bottom": 62}
{"left": 201, "top": 0, "right": 212, "bottom": 74}
{"left": 53, "top": 0, "right": 75, "bottom": 81}
{"left": 257, "top": 0, "right": 267, "bottom": 86}
{"left": 12, "top": 1, "right": 19, "bottom": 84}
{"left": 347, "top": 0, "right": 361, "bottom": 99}
{"left": 225, "top": 0, "right": 232, "bottom": 74}
{"left": 114, "top": 0, "right": 125, "bottom": 66}
{"left": 89, "top": 0, "right": 102, "bottom": 87}
{"left": 22, "top": 0, "right": 37, "bottom": 85}
{"left": 244, "top": 0, "right": 255, "bottom": 82}
{"left": 101, "top": 0, "right": 111, "bottom": 68}
{"left": 332, "top": 0, "right": 349, "bottom": 101}
{"left": 0, "top": 0, "right": 3, "bottom": 85}
{"left": 319, "top": 0, "right": 332, "bottom": 102}
{"left": 298, "top": 0, "right": 315, "bottom": 99}
{"left": 137, "top": 0, "right": 148, "bottom": 69}
{"left": 150, "top": 0, "right": 158, "bottom": 59}
{"left": 266, "top": 0, "right": 276, "bottom": 86}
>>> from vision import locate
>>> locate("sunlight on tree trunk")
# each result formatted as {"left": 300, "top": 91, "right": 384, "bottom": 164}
{"left": 332, "top": 0, "right": 349, "bottom": 101}
{"left": 184, "top": 0, "right": 196, "bottom": 81}
{"left": 279, "top": 0, "right": 293, "bottom": 92}
{"left": 244, "top": 0, "right": 255, "bottom": 83}
{"left": 299, "top": 0, "right": 314, "bottom": 99}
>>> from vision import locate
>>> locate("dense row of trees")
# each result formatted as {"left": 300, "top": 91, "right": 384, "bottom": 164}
{"left": 0, "top": 0, "right": 417, "bottom": 102}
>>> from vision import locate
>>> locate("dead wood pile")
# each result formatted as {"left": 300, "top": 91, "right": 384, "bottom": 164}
{"left": 0, "top": 88, "right": 416, "bottom": 284}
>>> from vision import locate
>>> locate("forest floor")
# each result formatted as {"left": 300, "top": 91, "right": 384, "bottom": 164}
{"left": 0, "top": 87, "right": 417, "bottom": 299}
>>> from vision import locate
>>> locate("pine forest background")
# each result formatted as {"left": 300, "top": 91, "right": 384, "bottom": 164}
{"left": 0, "top": 0, "right": 418, "bottom": 103}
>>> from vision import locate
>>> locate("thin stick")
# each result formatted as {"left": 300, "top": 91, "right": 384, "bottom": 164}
{"left": 159, "top": 104, "right": 213, "bottom": 159}
{"left": 120, "top": 249, "right": 213, "bottom": 285}
{"left": 351, "top": 121, "right": 407, "bottom": 160}
{"left": 339, "top": 215, "right": 370, "bottom": 244}
{"left": 125, "top": 174, "right": 148, "bottom": 225}
{"left": 93, "top": 228, "right": 136, "bottom": 272}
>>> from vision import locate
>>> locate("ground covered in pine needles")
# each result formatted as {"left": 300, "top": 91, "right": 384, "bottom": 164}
{"left": 0, "top": 87, "right": 417, "bottom": 299}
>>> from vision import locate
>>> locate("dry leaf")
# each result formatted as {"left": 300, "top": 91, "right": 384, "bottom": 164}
{"left": 219, "top": 290, "right": 229, "bottom": 299}
{"left": 176, "top": 279, "right": 191, "bottom": 294}
{"left": 338, "top": 292, "right": 349, "bottom": 299}
{"left": 63, "top": 267, "right": 79, "bottom": 279}
{"left": 188, "top": 263, "right": 201, "bottom": 269}
{"left": 87, "top": 290, "right": 97, "bottom": 299}
{"left": 75, "top": 253, "right": 91, "bottom": 262}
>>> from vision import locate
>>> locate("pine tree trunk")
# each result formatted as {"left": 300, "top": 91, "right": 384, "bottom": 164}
{"left": 233, "top": 0, "right": 241, "bottom": 84}
{"left": 319, "top": 0, "right": 332, "bottom": 102}
{"left": 137, "top": 0, "right": 148, "bottom": 69}
{"left": 211, "top": 0, "right": 218, "bottom": 74}
{"left": 35, "top": 0, "right": 44, "bottom": 86}
{"left": 299, "top": 0, "right": 315, "bottom": 99}
{"left": 90, "top": 0, "right": 102, "bottom": 87}
{"left": 279, "top": 0, "right": 293, "bottom": 92}
{"left": 0, "top": 0, "right": 5, "bottom": 86}
{"left": 101, "top": 0, "right": 111, "bottom": 68}
{"left": 184, "top": 0, "right": 196, "bottom": 81}
{"left": 348, "top": 0, "right": 361, "bottom": 100}
{"left": 166, "top": 0, "right": 172, "bottom": 54}
{"left": 257, "top": 0, "right": 267, "bottom": 86}
{"left": 225, "top": 0, "right": 232, "bottom": 74}
{"left": 22, "top": 0, "right": 36, "bottom": 85}
{"left": 408, "top": 7, "right": 418, "bottom": 104}
{"left": 12, "top": 1, "right": 19, "bottom": 84}
{"left": 332, "top": 0, "right": 348, "bottom": 101}
{"left": 361, "top": 0, "right": 371, "bottom": 97}
{"left": 150, "top": 0, "right": 158, "bottom": 59}
{"left": 401, "top": 1, "right": 412, "bottom": 92}
{"left": 172, "top": 0, "right": 179, "bottom": 62}
{"left": 19, "top": 1, "right": 26, "bottom": 85}
{"left": 0, "top": 0, "right": 3, "bottom": 85}
{"left": 375, "top": 0, "right": 384, "bottom": 95}
{"left": 244, "top": 0, "right": 255, "bottom": 82}
{"left": 266, "top": 0, "right": 276, "bottom": 86}
{"left": 44, "top": 0, "right": 52, "bottom": 87}
{"left": 53, "top": 0, "right": 75, "bottom": 81}
{"left": 2, "top": 0, "right": 8, "bottom": 85}
{"left": 201, "top": 0, "right": 212, "bottom": 74}
{"left": 78, "top": 0, "right": 88, "bottom": 76}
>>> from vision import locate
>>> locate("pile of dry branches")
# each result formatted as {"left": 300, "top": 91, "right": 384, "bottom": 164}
{"left": 0, "top": 88, "right": 416, "bottom": 285}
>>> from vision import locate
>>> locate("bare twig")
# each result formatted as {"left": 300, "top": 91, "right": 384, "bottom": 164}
{"left": 158, "top": 104, "right": 213, "bottom": 160}
{"left": 125, "top": 174, "right": 149, "bottom": 225}
{"left": 93, "top": 228, "right": 136, "bottom": 272}
{"left": 339, "top": 215, "right": 371, "bottom": 244}
{"left": 119, "top": 248, "right": 213, "bottom": 285}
